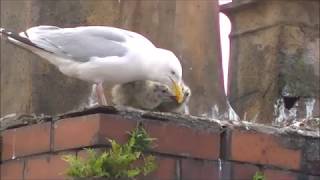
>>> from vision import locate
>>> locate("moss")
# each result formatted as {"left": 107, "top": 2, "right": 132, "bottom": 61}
{"left": 253, "top": 171, "right": 265, "bottom": 180}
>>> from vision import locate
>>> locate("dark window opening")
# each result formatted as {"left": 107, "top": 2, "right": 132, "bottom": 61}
{"left": 283, "top": 96, "right": 300, "bottom": 110}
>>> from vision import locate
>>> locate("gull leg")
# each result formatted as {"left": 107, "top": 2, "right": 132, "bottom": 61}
{"left": 96, "top": 83, "right": 108, "bottom": 105}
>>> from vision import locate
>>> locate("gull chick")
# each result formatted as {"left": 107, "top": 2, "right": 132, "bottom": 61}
{"left": 112, "top": 80, "right": 191, "bottom": 113}
{"left": 0, "top": 26, "right": 184, "bottom": 105}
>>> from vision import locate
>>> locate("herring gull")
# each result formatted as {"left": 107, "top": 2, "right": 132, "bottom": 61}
{"left": 0, "top": 26, "right": 184, "bottom": 105}
{"left": 112, "top": 80, "right": 191, "bottom": 113}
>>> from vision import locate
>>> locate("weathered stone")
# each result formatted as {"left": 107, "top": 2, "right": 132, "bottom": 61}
{"left": 1, "top": 0, "right": 92, "bottom": 116}
{"left": 221, "top": 0, "right": 320, "bottom": 123}
{"left": 227, "top": 26, "right": 281, "bottom": 123}
{"left": 279, "top": 25, "right": 319, "bottom": 97}
{"left": 1, "top": 0, "right": 226, "bottom": 117}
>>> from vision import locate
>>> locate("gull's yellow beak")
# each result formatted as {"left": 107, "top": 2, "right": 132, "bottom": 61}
{"left": 170, "top": 78, "right": 184, "bottom": 104}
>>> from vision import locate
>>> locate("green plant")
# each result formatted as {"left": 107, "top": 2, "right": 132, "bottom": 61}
{"left": 63, "top": 125, "right": 157, "bottom": 179}
{"left": 253, "top": 171, "right": 266, "bottom": 180}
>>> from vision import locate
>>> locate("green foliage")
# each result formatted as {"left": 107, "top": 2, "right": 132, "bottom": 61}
{"left": 253, "top": 171, "right": 266, "bottom": 180}
{"left": 62, "top": 126, "right": 157, "bottom": 179}
{"left": 128, "top": 125, "right": 156, "bottom": 152}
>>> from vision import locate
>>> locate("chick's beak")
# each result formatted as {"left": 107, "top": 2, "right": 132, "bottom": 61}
{"left": 170, "top": 78, "right": 184, "bottom": 104}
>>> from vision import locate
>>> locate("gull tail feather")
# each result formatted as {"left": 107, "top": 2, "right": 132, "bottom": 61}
{"left": 0, "top": 27, "right": 51, "bottom": 53}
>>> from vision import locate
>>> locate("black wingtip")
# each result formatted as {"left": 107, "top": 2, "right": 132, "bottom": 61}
{"left": 0, "top": 27, "right": 8, "bottom": 37}
{"left": 0, "top": 27, "right": 51, "bottom": 53}
{"left": 0, "top": 28, "right": 31, "bottom": 44}
{"left": 0, "top": 28, "right": 15, "bottom": 38}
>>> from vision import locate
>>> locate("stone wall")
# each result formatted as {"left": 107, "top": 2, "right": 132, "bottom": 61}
{"left": 221, "top": 0, "right": 320, "bottom": 124}
{"left": 1, "top": 0, "right": 226, "bottom": 117}
{"left": 1, "top": 107, "right": 319, "bottom": 179}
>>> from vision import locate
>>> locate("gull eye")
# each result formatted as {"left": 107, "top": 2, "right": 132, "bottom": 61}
{"left": 162, "top": 90, "right": 167, "bottom": 93}
{"left": 170, "top": 70, "right": 175, "bottom": 75}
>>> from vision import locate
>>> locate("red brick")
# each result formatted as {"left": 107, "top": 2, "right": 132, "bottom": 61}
{"left": 144, "top": 120, "right": 220, "bottom": 160}
{"left": 54, "top": 114, "right": 136, "bottom": 151}
{"left": 0, "top": 159, "right": 24, "bottom": 180}
{"left": 232, "top": 162, "right": 259, "bottom": 180}
{"left": 181, "top": 158, "right": 219, "bottom": 180}
{"left": 54, "top": 113, "right": 220, "bottom": 160}
{"left": 230, "top": 129, "right": 301, "bottom": 170}
{"left": 264, "top": 169, "right": 298, "bottom": 180}
{"left": 24, "top": 152, "right": 74, "bottom": 180}
{"left": 99, "top": 114, "right": 137, "bottom": 144}
{"left": 1, "top": 122, "right": 51, "bottom": 160}
{"left": 142, "top": 156, "right": 177, "bottom": 180}
{"left": 53, "top": 114, "right": 100, "bottom": 151}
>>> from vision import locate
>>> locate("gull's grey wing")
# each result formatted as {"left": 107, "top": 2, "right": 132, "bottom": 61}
{"left": 25, "top": 26, "right": 129, "bottom": 62}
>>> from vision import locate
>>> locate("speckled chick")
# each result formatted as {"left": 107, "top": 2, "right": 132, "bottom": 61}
{"left": 155, "top": 83, "right": 191, "bottom": 113}
{"left": 111, "top": 80, "right": 191, "bottom": 113}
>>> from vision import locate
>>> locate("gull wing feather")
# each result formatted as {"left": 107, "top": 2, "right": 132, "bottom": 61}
{"left": 24, "top": 26, "right": 139, "bottom": 62}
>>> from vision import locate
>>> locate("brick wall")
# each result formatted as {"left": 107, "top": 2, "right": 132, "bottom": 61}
{"left": 1, "top": 107, "right": 319, "bottom": 180}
